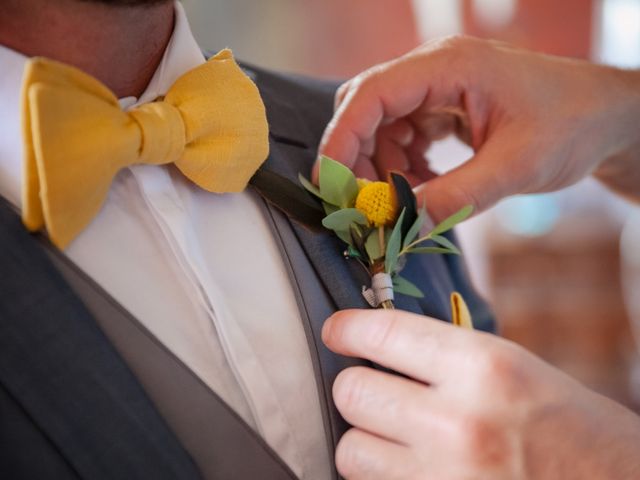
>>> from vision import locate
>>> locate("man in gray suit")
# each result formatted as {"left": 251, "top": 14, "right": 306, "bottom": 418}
{"left": 0, "top": 1, "right": 493, "bottom": 479}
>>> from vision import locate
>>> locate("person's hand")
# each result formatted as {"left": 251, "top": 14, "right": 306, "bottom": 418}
{"left": 317, "top": 36, "right": 640, "bottom": 222}
{"left": 322, "top": 309, "right": 640, "bottom": 479}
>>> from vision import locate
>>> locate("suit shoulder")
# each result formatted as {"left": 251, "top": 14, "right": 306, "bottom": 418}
{"left": 246, "top": 62, "right": 340, "bottom": 105}
{"left": 242, "top": 62, "right": 342, "bottom": 146}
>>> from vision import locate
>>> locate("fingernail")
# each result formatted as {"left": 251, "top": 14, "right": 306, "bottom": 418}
{"left": 322, "top": 316, "right": 334, "bottom": 345}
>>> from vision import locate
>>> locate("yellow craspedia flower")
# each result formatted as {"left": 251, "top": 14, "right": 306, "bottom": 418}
{"left": 355, "top": 181, "right": 397, "bottom": 227}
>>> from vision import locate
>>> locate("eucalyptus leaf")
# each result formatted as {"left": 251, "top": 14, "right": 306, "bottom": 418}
{"left": 318, "top": 155, "right": 359, "bottom": 208}
{"left": 393, "top": 275, "right": 424, "bottom": 298}
{"left": 431, "top": 234, "right": 461, "bottom": 255}
{"left": 322, "top": 208, "right": 368, "bottom": 232}
{"left": 407, "top": 246, "right": 458, "bottom": 255}
{"left": 298, "top": 173, "right": 322, "bottom": 198}
{"left": 365, "top": 231, "right": 382, "bottom": 261}
{"left": 431, "top": 205, "right": 474, "bottom": 235}
{"left": 385, "top": 208, "right": 406, "bottom": 274}
{"left": 403, "top": 208, "right": 426, "bottom": 250}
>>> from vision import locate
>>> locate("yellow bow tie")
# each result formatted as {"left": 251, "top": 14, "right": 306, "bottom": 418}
{"left": 21, "top": 49, "right": 269, "bottom": 248}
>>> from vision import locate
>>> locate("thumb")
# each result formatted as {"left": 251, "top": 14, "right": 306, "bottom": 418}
{"left": 415, "top": 135, "right": 528, "bottom": 223}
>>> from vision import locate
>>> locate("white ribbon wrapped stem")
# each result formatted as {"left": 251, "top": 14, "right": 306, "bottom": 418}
{"left": 362, "top": 272, "right": 395, "bottom": 308}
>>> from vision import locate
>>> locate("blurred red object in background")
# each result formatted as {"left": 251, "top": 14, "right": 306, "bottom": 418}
{"left": 299, "top": 0, "right": 594, "bottom": 77}
{"left": 462, "top": 0, "right": 594, "bottom": 59}
{"left": 300, "top": 0, "right": 420, "bottom": 77}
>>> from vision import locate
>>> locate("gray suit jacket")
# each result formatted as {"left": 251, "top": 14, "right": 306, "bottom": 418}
{"left": 0, "top": 64, "right": 495, "bottom": 480}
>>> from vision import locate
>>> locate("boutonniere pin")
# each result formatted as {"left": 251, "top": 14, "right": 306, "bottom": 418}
{"left": 299, "top": 156, "right": 473, "bottom": 320}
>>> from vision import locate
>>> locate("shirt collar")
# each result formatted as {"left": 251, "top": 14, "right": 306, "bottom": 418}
{"left": 0, "top": 0, "right": 205, "bottom": 207}
{"left": 121, "top": 1, "right": 205, "bottom": 109}
{"left": 0, "top": 45, "right": 28, "bottom": 206}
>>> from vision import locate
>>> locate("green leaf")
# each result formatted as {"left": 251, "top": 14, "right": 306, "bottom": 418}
{"left": 390, "top": 172, "right": 417, "bottom": 238}
{"left": 393, "top": 275, "right": 424, "bottom": 298}
{"left": 322, "top": 208, "right": 368, "bottom": 232}
{"left": 318, "top": 155, "right": 359, "bottom": 208}
{"left": 385, "top": 208, "right": 406, "bottom": 274}
{"left": 407, "top": 246, "right": 458, "bottom": 255}
{"left": 431, "top": 234, "right": 461, "bottom": 255}
{"left": 334, "top": 229, "right": 353, "bottom": 245}
{"left": 365, "top": 230, "right": 382, "bottom": 261}
{"left": 403, "top": 208, "right": 426, "bottom": 250}
{"left": 431, "top": 205, "right": 473, "bottom": 235}
{"left": 298, "top": 173, "right": 322, "bottom": 198}
{"left": 349, "top": 225, "right": 367, "bottom": 256}
{"left": 323, "top": 202, "right": 339, "bottom": 216}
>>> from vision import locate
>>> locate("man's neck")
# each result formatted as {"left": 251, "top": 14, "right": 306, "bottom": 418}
{"left": 0, "top": 0, "right": 175, "bottom": 98}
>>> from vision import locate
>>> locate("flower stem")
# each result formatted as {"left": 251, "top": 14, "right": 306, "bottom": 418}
{"left": 370, "top": 261, "right": 395, "bottom": 310}
{"left": 380, "top": 299, "right": 395, "bottom": 309}
{"left": 378, "top": 226, "right": 385, "bottom": 255}
{"left": 398, "top": 232, "right": 433, "bottom": 256}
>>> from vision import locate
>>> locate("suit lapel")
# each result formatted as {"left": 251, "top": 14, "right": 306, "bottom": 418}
{"left": 0, "top": 198, "right": 202, "bottom": 480}
{"left": 259, "top": 198, "right": 365, "bottom": 478}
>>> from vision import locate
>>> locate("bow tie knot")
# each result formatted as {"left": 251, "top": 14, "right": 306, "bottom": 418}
{"left": 21, "top": 49, "right": 269, "bottom": 248}
{"left": 130, "top": 102, "right": 186, "bottom": 166}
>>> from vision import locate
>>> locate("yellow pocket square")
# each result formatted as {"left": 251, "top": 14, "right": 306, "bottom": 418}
{"left": 451, "top": 292, "right": 474, "bottom": 329}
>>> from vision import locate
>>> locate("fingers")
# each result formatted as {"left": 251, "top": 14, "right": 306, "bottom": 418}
{"left": 333, "top": 366, "right": 435, "bottom": 444}
{"left": 334, "top": 80, "right": 351, "bottom": 111}
{"left": 336, "top": 428, "right": 413, "bottom": 480}
{"left": 372, "top": 121, "right": 435, "bottom": 187}
{"left": 319, "top": 82, "right": 387, "bottom": 173}
{"left": 405, "top": 134, "right": 436, "bottom": 186}
{"left": 372, "top": 119, "right": 415, "bottom": 178}
{"left": 315, "top": 39, "right": 481, "bottom": 189}
{"left": 322, "top": 309, "right": 474, "bottom": 384}
{"left": 316, "top": 37, "right": 534, "bottom": 222}
{"left": 352, "top": 154, "right": 379, "bottom": 181}
{"left": 318, "top": 54, "right": 439, "bottom": 171}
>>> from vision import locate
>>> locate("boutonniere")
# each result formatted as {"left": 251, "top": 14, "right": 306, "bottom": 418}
{"left": 250, "top": 156, "right": 475, "bottom": 328}
{"left": 300, "top": 155, "right": 473, "bottom": 315}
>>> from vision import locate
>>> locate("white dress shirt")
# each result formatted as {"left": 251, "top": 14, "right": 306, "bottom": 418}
{"left": 0, "top": 3, "right": 331, "bottom": 479}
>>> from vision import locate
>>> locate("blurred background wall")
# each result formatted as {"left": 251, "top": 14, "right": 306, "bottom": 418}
{"left": 182, "top": 0, "right": 640, "bottom": 409}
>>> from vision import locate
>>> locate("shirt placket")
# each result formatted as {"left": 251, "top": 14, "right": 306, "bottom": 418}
{"left": 128, "top": 164, "right": 304, "bottom": 477}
